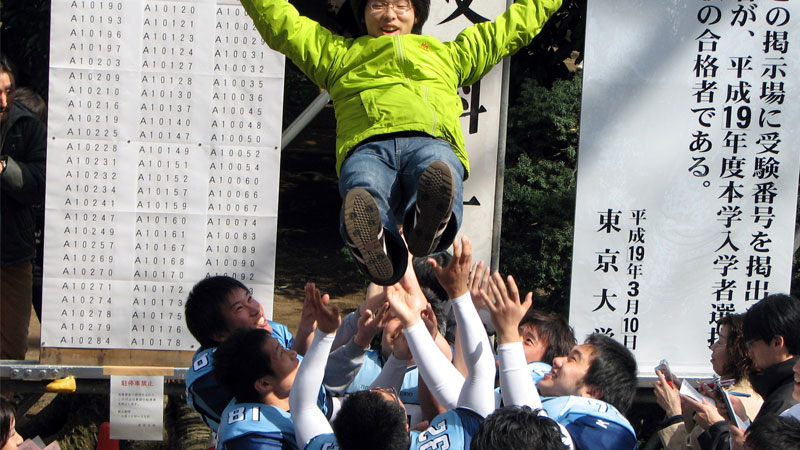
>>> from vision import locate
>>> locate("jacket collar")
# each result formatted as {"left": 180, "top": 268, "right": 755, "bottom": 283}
{"left": 751, "top": 355, "right": 799, "bottom": 398}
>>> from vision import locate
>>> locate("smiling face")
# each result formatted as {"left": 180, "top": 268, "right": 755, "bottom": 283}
{"left": 364, "top": 0, "right": 417, "bottom": 37}
{"left": 537, "top": 344, "right": 596, "bottom": 398}
{"left": 792, "top": 357, "right": 800, "bottom": 402}
{"left": 216, "top": 287, "right": 273, "bottom": 342}
{"left": 260, "top": 336, "right": 300, "bottom": 397}
{"left": 710, "top": 324, "right": 730, "bottom": 377}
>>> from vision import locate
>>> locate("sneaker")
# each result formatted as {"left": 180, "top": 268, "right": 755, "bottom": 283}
{"left": 406, "top": 160, "right": 455, "bottom": 257}
{"left": 343, "top": 188, "right": 394, "bottom": 283}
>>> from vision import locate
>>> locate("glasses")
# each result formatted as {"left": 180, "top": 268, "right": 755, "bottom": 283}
{"left": 368, "top": 0, "right": 412, "bottom": 14}
{"left": 370, "top": 386, "right": 401, "bottom": 407}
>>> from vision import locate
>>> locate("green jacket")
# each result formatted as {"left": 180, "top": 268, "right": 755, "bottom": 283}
{"left": 241, "top": 0, "right": 562, "bottom": 176}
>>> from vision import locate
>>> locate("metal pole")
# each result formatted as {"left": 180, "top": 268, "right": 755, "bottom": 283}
{"left": 490, "top": 57, "right": 511, "bottom": 272}
{"left": 281, "top": 90, "right": 332, "bottom": 150}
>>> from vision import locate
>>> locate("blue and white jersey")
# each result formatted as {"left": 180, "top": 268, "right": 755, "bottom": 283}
{"left": 541, "top": 396, "right": 637, "bottom": 450}
{"left": 343, "top": 349, "right": 423, "bottom": 425}
{"left": 528, "top": 361, "right": 553, "bottom": 384}
{"left": 217, "top": 400, "right": 298, "bottom": 450}
{"left": 408, "top": 408, "right": 483, "bottom": 450}
{"left": 185, "top": 320, "right": 295, "bottom": 431}
{"left": 268, "top": 321, "right": 296, "bottom": 351}
{"left": 186, "top": 347, "right": 230, "bottom": 432}
{"left": 303, "top": 408, "right": 483, "bottom": 450}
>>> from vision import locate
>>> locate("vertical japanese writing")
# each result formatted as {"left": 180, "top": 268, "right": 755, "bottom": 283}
{"left": 590, "top": 208, "right": 647, "bottom": 350}
{"left": 689, "top": 0, "right": 791, "bottom": 346}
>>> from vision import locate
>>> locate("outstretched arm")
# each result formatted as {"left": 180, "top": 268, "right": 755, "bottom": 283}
{"left": 289, "top": 288, "right": 341, "bottom": 448}
{"left": 239, "top": 0, "right": 348, "bottom": 88}
{"left": 323, "top": 302, "right": 390, "bottom": 393}
{"left": 387, "top": 264, "right": 465, "bottom": 411}
{"left": 429, "top": 237, "right": 495, "bottom": 417}
{"left": 291, "top": 282, "right": 320, "bottom": 356}
{"left": 483, "top": 272, "right": 538, "bottom": 409}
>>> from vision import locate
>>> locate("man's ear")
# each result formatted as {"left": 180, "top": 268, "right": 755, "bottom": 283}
{"left": 212, "top": 330, "right": 230, "bottom": 344}
{"left": 254, "top": 376, "right": 273, "bottom": 396}
{"left": 584, "top": 384, "right": 604, "bottom": 400}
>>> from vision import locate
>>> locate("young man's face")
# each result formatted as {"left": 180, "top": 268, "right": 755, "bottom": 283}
{"left": 218, "top": 287, "right": 273, "bottom": 341}
{"left": 792, "top": 356, "right": 799, "bottom": 402}
{"left": 262, "top": 336, "right": 300, "bottom": 396}
{"left": 537, "top": 344, "right": 595, "bottom": 398}
{"left": 747, "top": 337, "right": 783, "bottom": 371}
{"left": 519, "top": 323, "right": 548, "bottom": 364}
{"left": 363, "top": 0, "right": 417, "bottom": 38}
{"left": 0, "top": 71, "right": 15, "bottom": 123}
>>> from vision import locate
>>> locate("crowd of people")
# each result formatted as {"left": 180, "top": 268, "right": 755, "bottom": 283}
{"left": 2, "top": 0, "right": 800, "bottom": 446}
{"left": 181, "top": 237, "right": 800, "bottom": 450}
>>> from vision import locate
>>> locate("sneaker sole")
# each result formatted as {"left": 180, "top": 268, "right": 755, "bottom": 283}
{"left": 407, "top": 161, "right": 455, "bottom": 256}
{"left": 343, "top": 188, "right": 393, "bottom": 282}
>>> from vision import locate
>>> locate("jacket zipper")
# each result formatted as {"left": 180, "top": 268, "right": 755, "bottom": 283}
{"left": 394, "top": 36, "right": 438, "bottom": 134}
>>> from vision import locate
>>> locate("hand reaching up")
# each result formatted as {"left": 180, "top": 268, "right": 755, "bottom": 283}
{"left": 307, "top": 283, "right": 341, "bottom": 334}
{"left": 385, "top": 281, "right": 425, "bottom": 328}
{"left": 468, "top": 260, "right": 492, "bottom": 311}
{"left": 429, "top": 236, "right": 472, "bottom": 299}
{"left": 483, "top": 272, "right": 532, "bottom": 344}
{"left": 353, "top": 301, "right": 390, "bottom": 348}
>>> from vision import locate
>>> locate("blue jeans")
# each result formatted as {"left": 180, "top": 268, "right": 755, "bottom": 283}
{"left": 339, "top": 135, "right": 465, "bottom": 264}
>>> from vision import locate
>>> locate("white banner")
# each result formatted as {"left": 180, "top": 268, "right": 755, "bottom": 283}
{"left": 571, "top": 0, "right": 800, "bottom": 378}
{"left": 42, "top": 0, "right": 284, "bottom": 351}
{"left": 425, "top": 0, "right": 507, "bottom": 265}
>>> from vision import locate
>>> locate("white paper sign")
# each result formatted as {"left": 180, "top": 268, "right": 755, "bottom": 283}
{"left": 42, "top": 0, "right": 285, "bottom": 351}
{"left": 110, "top": 375, "right": 165, "bottom": 441}
{"left": 571, "top": 0, "right": 800, "bottom": 377}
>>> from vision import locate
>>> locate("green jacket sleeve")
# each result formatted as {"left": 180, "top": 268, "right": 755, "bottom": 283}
{"left": 239, "top": 0, "right": 349, "bottom": 88}
{"left": 446, "top": 0, "right": 562, "bottom": 87}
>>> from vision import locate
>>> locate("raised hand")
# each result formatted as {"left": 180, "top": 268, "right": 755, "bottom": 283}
{"left": 653, "top": 370, "right": 682, "bottom": 418}
{"left": 484, "top": 272, "right": 532, "bottom": 344}
{"left": 428, "top": 236, "right": 471, "bottom": 299}
{"left": 353, "top": 301, "right": 390, "bottom": 348}
{"left": 385, "top": 282, "right": 425, "bottom": 328}
{"left": 468, "top": 260, "right": 492, "bottom": 311}
{"left": 307, "top": 283, "right": 341, "bottom": 334}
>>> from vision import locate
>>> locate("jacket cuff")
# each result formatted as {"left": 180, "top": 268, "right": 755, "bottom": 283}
{"left": 657, "top": 414, "right": 684, "bottom": 430}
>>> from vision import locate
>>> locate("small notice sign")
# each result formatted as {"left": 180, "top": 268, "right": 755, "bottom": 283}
{"left": 109, "top": 375, "right": 164, "bottom": 440}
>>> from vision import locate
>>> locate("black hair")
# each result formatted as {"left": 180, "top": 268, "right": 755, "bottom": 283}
{"left": 743, "top": 293, "right": 800, "bottom": 355}
{"left": 413, "top": 253, "right": 451, "bottom": 302}
{"left": 717, "top": 313, "right": 756, "bottom": 381}
{"left": 332, "top": 390, "right": 410, "bottom": 450}
{"left": 519, "top": 309, "right": 576, "bottom": 365}
{"left": 582, "top": 333, "right": 638, "bottom": 414}
{"left": 0, "top": 54, "right": 16, "bottom": 86}
{"left": 356, "top": 0, "right": 430, "bottom": 35}
{"left": 185, "top": 276, "right": 249, "bottom": 348}
{"left": 745, "top": 414, "right": 800, "bottom": 450}
{"left": 0, "top": 396, "right": 15, "bottom": 448}
{"left": 13, "top": 87, "right": 47, "bottom": 123}
{"left": 212, "top": 328, "right": 275, "bottom": 403}
{"left": 470, "top": 406, "right": 568, "bottom": 450}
